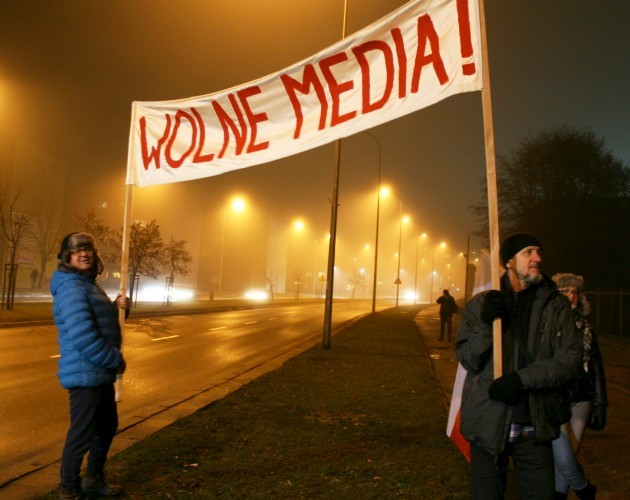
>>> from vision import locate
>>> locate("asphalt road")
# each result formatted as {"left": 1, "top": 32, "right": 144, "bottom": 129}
{"left": 0, "top": 300, "right": 381, "bottom": 485}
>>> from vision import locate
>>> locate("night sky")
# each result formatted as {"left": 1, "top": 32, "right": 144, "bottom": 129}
{"left": 1, "top": 0, "right": 628, "bottom": 289}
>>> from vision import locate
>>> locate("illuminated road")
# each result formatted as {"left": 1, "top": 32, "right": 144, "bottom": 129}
{"left": 0, "top": 300, "right": 385, "bottom": 484}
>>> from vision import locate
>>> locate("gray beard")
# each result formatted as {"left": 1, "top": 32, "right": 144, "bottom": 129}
{"left": 523, "top": 273, "right": 543, "bottom": 285}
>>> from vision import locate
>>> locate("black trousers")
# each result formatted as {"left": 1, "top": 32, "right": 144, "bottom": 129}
{"left": 439, "top": 314, "right": 453, "bottom": 340}
{"left": 470, "top": 438, "right": 555, "bottom": 500}
{"left": 60, "top": 384, "right": 118, "bottom": 489}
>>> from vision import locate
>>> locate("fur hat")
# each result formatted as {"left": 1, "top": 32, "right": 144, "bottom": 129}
{"left": 499, "top": 232, "right": 542, "bottom": 265}
{"left": 552, "top": 273, "right": 584, "bottom": 291}
{"left": 57, "top": 232, "right": 95, "bottom": 260}
{"left": 57, "top": 232, "right": 104, "bottom": 275}
{"left": 552, "top": 272, "right": 590, "bottom": 315}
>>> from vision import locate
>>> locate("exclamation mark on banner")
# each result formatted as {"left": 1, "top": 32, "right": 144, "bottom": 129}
{"left": 456, "top": 0, "right": 476, "bottom": 75}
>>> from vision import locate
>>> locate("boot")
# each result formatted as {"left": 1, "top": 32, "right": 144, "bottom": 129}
{"left": 59, "top": 485, "right": 84, "bottom": 500}
{"left": 573, "top": 482, "right": 596, "bottom": 500}
{"left": 83, "top": 471, "right": 123, "bottom": 498}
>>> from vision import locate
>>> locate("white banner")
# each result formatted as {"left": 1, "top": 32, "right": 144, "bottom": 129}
{"left": 126, "top": 0, "right": 482, "bottom": 187}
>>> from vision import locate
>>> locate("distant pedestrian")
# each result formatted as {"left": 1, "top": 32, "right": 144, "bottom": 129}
{"left": 30, "top": 267, "right": 39, "bottom": 288}
{"left": 551, "top": 273, "right": 607, "bottom": 500}
{"left": 50, "top": 232, "right": 130, "bottom": 499}
{"left": 437, "top": 289, "right": 458, "bottom": 341}
{"left": 455, "top": 233, "right": 582, "bottom": 500}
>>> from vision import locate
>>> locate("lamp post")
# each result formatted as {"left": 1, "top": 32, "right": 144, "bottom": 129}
{"left": 430, "top": 241, "right": 446, "bottom": 302}
{"left": 218, "top": 196, "right": 245, "bottom": 294}
{"left": 395, "top": 204, "right": 408, "bottom": 308}
{"left": 414, "top": 233, "right": 427, "bottom": 304}
{"left": 464, "top": 233, "right": 472, "bottom": 303}
{"left": 362, "top": 131, "right": 382, "bottom": 315}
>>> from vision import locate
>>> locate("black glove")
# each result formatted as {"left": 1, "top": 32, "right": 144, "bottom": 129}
{"left": 588, "top": 404, "right": 607, "bottom": 431}
{"left": 481, "top": 290, "right": 510, "bottom": 325}
{"left": 489, "top": 372, "right": 523, "bottom": 405}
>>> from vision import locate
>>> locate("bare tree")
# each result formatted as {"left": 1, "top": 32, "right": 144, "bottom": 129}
{"left": 128, "top": 220, "right": 163, "bottom": 301}
{"left": 292, "top": 270, "right": 303, "bottom": 299}
{"left": 162, "top": 236, "right": 192, "bottom": 281}
{"left": 29, "top": 192, "right": 63, "bottom": 287}
{"left": 161, "top": 236, "right": 192, "bottom": 305}
{"left": 74, "top": 208, "right": 119, "bottom": 264}
{"left": 347, "top": 269, "right": 367, "bottom": 299}
{"left": 0, "top": 187, "right": 31, "bottom": 309}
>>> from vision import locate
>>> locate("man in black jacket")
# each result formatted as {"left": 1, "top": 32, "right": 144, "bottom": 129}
{"left": 437, "top": 288, "right": 457, "bottom": 341}
{"left": 455, "top": 233, "right": 582, "bottom": 500}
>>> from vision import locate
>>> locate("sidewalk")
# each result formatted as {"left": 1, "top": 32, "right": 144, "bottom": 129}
{"left": 3, "top": 304, "right": 628, "bottom": 498}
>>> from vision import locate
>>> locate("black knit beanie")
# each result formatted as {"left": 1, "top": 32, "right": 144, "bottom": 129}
{"left": 499, "top": 232, "right": 542, "bottom": 265}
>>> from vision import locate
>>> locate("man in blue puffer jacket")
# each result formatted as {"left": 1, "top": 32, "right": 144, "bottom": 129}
{"left": 51, "top": 232, "right": 130, "bottom": 499}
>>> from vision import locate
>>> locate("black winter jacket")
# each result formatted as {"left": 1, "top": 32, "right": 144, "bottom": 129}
{"left": 455, "top": 274, "right": 583, "bottom": 455}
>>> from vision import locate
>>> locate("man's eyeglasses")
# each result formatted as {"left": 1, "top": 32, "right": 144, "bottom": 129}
{"left": 71, "top": 247, "right": 94, "bottom": 255}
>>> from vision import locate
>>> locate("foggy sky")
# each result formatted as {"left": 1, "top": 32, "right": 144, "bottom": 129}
{"left": 1, "top": 0, "right": 628, "bottom": 276}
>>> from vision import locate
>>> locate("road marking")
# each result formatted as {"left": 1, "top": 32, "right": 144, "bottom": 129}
{"left": 269, "top": 317, "right": 278, "bottom": 321}
{"left": 244, "top": 321, "right": 258, "bottom": 325}
{"left": 50, "top": 354, "right": 61, "bottom": 359}
{"left": 151, "top": 335, "right": 180, "bottom": 342}
{"left": 209, "top": 326, "right": 227, "bottom": 331}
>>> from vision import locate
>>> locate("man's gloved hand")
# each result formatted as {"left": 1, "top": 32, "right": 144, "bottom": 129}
{"left": 481, "top": 290, "right": 510, "bottom": 325}
{"left": 588, "top": 404, "right": 607, "bottom": 431}
{"left": 489, "top": 372, "right": 523, "bottom": 405}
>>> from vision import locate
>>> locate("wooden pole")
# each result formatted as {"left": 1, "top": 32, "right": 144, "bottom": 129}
{"left": 478, "top": 0, "right": 502, "bottom": 379}
{"left": 115, "top": 183, "right": 134, "bottom": 402}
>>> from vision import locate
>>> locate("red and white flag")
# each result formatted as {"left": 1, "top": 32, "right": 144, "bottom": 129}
{"left": 446, "top": 362, "right": 471, "bottom": 461}
{"left": 446, "top": 248, "right": 493, "bottom": 461}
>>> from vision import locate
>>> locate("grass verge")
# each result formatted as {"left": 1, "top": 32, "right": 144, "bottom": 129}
{"left": 39, "top": 305, "right": 469, "bottom": 498}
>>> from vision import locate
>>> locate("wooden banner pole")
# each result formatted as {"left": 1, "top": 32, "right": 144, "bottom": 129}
{"left": 115, "top": 182, "right": 135, "bottom": 401}
{"left": 478, "top": 0, "right": 502, "bottom": 379}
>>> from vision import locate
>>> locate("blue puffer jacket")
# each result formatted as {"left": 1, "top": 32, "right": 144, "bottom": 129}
{"left": 50, "top": 269, "right": 123, "bottom": 389}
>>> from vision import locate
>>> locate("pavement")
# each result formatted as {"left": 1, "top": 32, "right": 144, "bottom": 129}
{"left": 2, "top": 304, "right": 627, "bottom": 498}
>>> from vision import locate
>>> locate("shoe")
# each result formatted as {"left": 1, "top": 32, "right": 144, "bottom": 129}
{"left": 59, "top": 485, "right": 84, "bottom": 500}
{"left": 83, "top": 472, "right": 123, "bottom": 498}
{"left": 573, "top": 482, "right": 596, "bottom": 500}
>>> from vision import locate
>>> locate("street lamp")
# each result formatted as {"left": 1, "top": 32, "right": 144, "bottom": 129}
{"left": 430, "top": 241, "right": 446, "bottom": 302}
{"left": 414, "top": 233, "right": 427, "bottom": 304}
{"left": 290, "top": 218, "right": 307, "bottom": 298}
{"left": 362, "top": 131, "right": 382, "bottom": 315}
{"left": 218, "top": 196, "right": 246, "bottom": 294}
{"left": 395, "top": 207, "right": 409, "bottom": 308}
